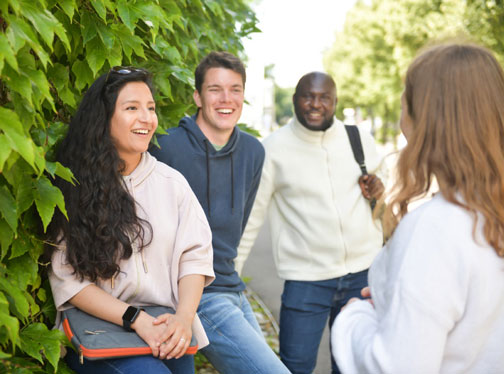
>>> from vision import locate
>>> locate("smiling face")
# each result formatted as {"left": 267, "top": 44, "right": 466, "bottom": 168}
{"left": 109, "top": 81, "right": 158, "bottom": 174}
{"left": 294, "top": 73, "right": 337, "bottom": 131}
{"left": 193, "top": 67, "right": 244, "bottom": 145}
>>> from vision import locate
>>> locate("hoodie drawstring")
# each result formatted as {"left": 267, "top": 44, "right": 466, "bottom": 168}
{"left": 204, "top": 140, "right": 211, "bottom": 216}
{"left": 230, "top": 153, "right": 234, "bottom": 214}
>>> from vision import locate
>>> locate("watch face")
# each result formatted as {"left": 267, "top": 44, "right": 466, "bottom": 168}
{"left": 123, "top": 306, "right": 139, "bottom": 322}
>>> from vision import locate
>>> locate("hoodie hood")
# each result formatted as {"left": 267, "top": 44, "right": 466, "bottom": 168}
{"left": 122, "top": 152, "right": 157, "bottom": 189}
{"left": 179, "top": 114, "right": 240, "bottom": 157}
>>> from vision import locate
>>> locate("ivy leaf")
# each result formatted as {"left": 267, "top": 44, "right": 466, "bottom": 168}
{"left": 0, "top": 278, "right": 29, "bottom": 318}
{"left": 0, "top": 292, "right": 20, "bottom": 347}
{"left": 85, "top": 37, "right": 107, "bottom": 76}
{"left": 58, "top": 0, "right": 76, "bottom": 22}
{"left": 34, "top": 176, "right": 67, "bottom": 232}
{"left": 6, "top": 17, "right": 50, "bottom": 69}
{"left": 112, "top": 24, "right": 146, "bottom": 60}
{"left": 117, "top": 0, "right": 140, "bottom": 33}
{"left": 7, "top": 254, "right": 38, "bottom": 290}
{"left": 0, "top": 135, "right": 12, "bottom": 172}
{"left": 23, "top": 68, "right": 55, "bottom": 111}
{"left": 20, "top": 323, "right": 64, "bottom": 369}
{"left": 80, "top": 13, "right": 98, "bottom": 45}
{"left": 0, "top": 34, "right": 18, "bottom": 71}
{"left": 0, "top": 107, "right": 36, "bottom": 170}
{"left": 0, "top": 219, "right": 13, "bottom": 261}
{"left": 9, "top": 233, "right": 29, "bottom": 260}
{"left": 106, "top": 39, "right": 123, "bottom": 68}
{"left": 3, "top": 65, "right": 32, "bottom": 105}
{"left": 72, "top": 59, "right": 94, "bottom": 91}
{"left": 91, "top": 0, "right": 107, "bottom": 21}
{"left": 96, "top": 21, "right": 115, "bottom": 50}
{"left": 55, "top": 162, "right": 75, "bottom": 184}
{"left": 0, "top": 186, "right": 18, "bottom": 234}
{"left": 15, "top": 174, "right": 34, "bottom": 216}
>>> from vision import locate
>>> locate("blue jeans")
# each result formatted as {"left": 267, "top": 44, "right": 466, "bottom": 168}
{"left": 198, "top": 291, "right": 291, "bottom": 374}
{"left": 64, "top": 348, "right": 194, "bottom": 374}
{"left": 279, "top": 270, "right": 368, "bottom": 374}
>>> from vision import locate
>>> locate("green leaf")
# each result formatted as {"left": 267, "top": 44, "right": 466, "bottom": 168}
{"left": 85, "top": 37, "right": 107, "bottom": 76}
{"left": 96, "top": 20, "right": 115, "bottom": 50}
{"left": 72, "top": 59, "right": 94, "bottom": 91}
{"left": 106, "top": 39, "right": 123, "bottom": 68}
{"left": 0, "top": 135, "right": 12, "bottom": 172}
{"left": 80, "top": 12, "right": 98, "bottom": 45}
{"left": 0, "top": 277, "right": 29, "bottom": 318}
{"left": 9, "top": 232, "right": 30, "bottom": 259}
{"left": 91, "top": 0, "right": 108, "bottom": 21}
{"left": 20, "top": 323, "right": 64, "bottom": 369}
{"left": 3, "top": 65, "right": 32, "bottom": 105}
{"left": 0, "top": 107, "right": 36, "bottom": 170}
{"left": 6, "top": 17, "right": 51, "bottom": 69}
{"left": 23, "top": 67, "right": 55, "bottom": 110}
{"left": 34, "top": 176, "right": 67, "bottom": 232}
{"left": 0, "top": 219, "right": 13, "bottom": 261}
{"left": 7, "top": 253, "right": 38, "bottom": 290}
{"left": 0, "top": 34, "right": 18, "bottom": 71}
{"left": 58, "top": 0, "right": 76, "bottom": 21}
{"left": 0, "top": 292, "right": 20, "bottom": 347}
{"left": 0, "top": 186, "right": 18, "bottom": 234}
{"left": 55, "top": 162, "right": 75, "bottom": 184}
{"left": 15, "top": 173, "right": 34, "bottom": 216}
{"left": 112, "top": 24, "right": 146, "bottom": 60}
{"left": 117, "top": 0, "right": 139, "bottom": 32}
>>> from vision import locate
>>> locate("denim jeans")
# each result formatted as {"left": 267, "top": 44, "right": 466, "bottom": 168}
{"left": 198, "top": 291, "right": 291, "bottom": 374}
{"left": 279, "top": 270, "right": 368, "bottom": 374}
{"left": 64, "top": 348, "right": 194, "bottom": 374}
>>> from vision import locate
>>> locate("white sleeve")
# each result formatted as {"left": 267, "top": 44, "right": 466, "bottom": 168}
{"left": 235, "top": 153, "right": 275, "bottom": 275}
{"left": 332, "top": 211, "right": 467, "bottom": 373}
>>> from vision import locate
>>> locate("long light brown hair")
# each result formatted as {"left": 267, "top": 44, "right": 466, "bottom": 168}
{"left": 383, "top": 43, "right": 504, "bottom": 256}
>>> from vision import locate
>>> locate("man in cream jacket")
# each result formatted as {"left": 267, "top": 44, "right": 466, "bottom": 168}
{"left": 236, "top": 72, "right": 386, "bottom": 374}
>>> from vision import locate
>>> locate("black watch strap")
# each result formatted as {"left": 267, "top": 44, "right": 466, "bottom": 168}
{"left": 122, "top": 306, "right": 143, "bottom": 331}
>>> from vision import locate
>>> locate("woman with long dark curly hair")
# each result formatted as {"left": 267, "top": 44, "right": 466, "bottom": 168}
{"left": 331, "top": 43, "right": 504, "bottom": 373}
{"left": 46, "top": 67, "right": 214, "bottom": 374}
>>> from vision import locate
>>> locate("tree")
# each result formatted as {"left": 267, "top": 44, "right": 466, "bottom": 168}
{"left": 0, "top": 1, "right": 258, "bottom": 372}
{"left": 324, "top": 0, "right": 467, "bottom": 144}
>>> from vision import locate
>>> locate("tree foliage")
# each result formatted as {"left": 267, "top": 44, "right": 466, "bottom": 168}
{"left": 0, "top": 0, "right": 258, "bottom": 372}
{"left": 324, "top": 0, "right": 502, "bottom": 143}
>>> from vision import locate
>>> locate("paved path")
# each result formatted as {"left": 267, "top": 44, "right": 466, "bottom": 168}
{"left": 242, "top": 222, "right": 332, "bottom": 374}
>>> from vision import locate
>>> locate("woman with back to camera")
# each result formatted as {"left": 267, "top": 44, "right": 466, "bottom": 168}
{"left": 332, "top": 43, "right": 504, "bottom": 373}
{"left": 45, "top": 67, "right": 215, "bottom": 374}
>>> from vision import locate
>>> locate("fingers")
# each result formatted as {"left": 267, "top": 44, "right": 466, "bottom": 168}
{"left": 361, "top": 286, "right": 371, "bottom": 298}
{"left": 158, "top": 333, "right": 191, "bottom": 360}
{"left": 359, "top": 174, "right": 384, "bottom": 200}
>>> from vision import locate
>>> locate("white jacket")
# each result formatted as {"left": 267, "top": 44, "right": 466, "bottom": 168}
{"left": 333, "top": 193, "right": 504, "bottom": 373}
{"left": 236, "top": 117, "right": 385, "bottom": 281}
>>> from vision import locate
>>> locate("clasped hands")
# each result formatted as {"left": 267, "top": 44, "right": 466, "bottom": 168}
{"left": 133, "top": 311, "right": 193, "bottom": 360}
{"left": 358, "top": 174, "right": 384, "bottom": 200}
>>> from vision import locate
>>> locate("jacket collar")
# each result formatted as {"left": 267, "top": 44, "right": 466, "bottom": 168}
{"left": 291, "top": 115, "right": 344, "bottom": 144}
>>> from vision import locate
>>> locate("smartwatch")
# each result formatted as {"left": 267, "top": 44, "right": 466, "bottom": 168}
{"left": 122, "top": 306, "right": 144, "bottom": 331}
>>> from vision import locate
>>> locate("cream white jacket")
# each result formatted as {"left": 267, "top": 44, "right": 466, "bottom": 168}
{"left": 236, "top": 117, "right": 386, "bottom": 281}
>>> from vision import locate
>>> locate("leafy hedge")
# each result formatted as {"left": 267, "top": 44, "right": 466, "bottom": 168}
{"left": 0, "top": 1, "right": 258, "bottom": 372}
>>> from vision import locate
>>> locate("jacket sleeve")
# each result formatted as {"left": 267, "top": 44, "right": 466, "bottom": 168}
{"left": 49, "top": 244, "right": 93, "bottom": 311}
{"left": 360, "top": 128, "right": 388, "bottom": 186}
{"left": 174, "top": 182, "right": 215, "bottom": 287}
{"left": 236, "top": 148, "right": 274, "bottom": 275}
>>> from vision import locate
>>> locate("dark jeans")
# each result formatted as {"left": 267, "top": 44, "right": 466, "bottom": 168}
{"left": 279, "top": 269, "right": 369, "bottom": 374}
{"left": 64, "top": 348, "right": 194, "bottom": 374}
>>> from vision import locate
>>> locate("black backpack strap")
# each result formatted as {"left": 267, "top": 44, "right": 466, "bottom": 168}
{"left": 344, "top": 125, "right": 368, "bottom": 175}
{"left": 344, "top": 125, "right": 376, "bottom": 211}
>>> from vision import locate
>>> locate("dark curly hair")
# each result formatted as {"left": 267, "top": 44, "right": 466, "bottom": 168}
{"left": 46, "top": 68, "right": 154, "bottom": 282}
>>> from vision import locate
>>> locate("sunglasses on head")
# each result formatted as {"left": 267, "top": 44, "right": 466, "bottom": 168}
{"left": 105, "top": 66, "right": 147, "bottom": 83}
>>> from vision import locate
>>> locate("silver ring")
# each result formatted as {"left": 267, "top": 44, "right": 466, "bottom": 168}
{"left": 179, "top": 338, "right": 186, "bottom": 343}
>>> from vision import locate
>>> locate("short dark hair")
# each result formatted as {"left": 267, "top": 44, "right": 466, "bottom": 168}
{"left": 195, "top": 51, "right": 246, "bottom": 92}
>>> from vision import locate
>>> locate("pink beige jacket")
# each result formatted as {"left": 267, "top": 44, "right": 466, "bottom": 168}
{"left": 49, "top": 152, "right": 215, "bottom": 348}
